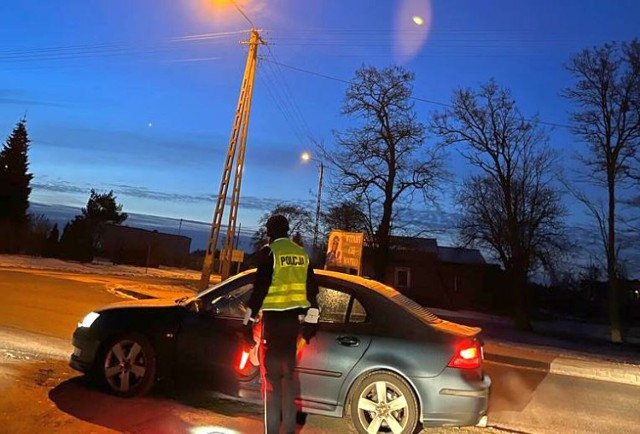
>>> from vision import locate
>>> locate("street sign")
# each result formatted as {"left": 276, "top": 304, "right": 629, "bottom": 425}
{"left": 220, "top": 249, "right": 245, "bottom": 263}
{"left": 325, "top": 230, "right": 364, "bottom": 273}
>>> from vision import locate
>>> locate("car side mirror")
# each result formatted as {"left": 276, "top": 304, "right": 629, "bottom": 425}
{"left": 186, "top": 299, "right": 204, "bottom": 313}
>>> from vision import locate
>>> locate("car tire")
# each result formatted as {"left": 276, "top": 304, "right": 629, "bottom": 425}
{"left": 100, "top": 333, "right": 157, "bottom": 398}
{"left": 347, "top": 371, "right": 419, "bottom": 434}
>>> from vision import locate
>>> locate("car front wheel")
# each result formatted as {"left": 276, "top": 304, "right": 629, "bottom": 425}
{"left": 348, "top": 371, "right": 419, "bottom": 434}
{"left": 101, "top": 333, "right": 156, "bottom": 398}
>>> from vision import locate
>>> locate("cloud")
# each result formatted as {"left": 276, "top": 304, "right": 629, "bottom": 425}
{"left": 35, "top": 124, "right": 222, "bottom": 161}
{"left": 32, "top": 179, "right": 288, "bottom": 212}
{"left": 31, "top": 180, "right": 88, "bottom": 194}
{"left": 113, "top": 184, "right": 287, "bottom": 212}
{"left": 111, "top": 184, "right": 214, "bottom": 203}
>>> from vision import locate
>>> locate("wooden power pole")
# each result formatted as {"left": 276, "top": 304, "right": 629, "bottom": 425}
{"left": 199, "top": 29, "right": 263, "bottom": 290}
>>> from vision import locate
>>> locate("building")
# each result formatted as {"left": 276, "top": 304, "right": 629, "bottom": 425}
{"left": 360, "top": 236, "right": 507, "bottom": 311}
{"left": 99, "top": 224, "right": 191, "bottom": 268}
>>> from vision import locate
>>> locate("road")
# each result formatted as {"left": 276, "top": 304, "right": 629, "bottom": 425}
{"left": 1, "top": 267, "right": 639, "bottom": 433}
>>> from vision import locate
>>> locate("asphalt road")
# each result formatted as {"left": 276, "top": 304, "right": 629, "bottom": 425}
{"left": 1, "top": 268, "right": 639, "bottom": 434}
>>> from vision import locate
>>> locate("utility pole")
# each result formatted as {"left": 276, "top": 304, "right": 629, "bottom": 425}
{"left": 313, "top": 161, "right": 324, "bottom": 249}
{"left": 199, "top": 28, "right": 264, "bottom": 290}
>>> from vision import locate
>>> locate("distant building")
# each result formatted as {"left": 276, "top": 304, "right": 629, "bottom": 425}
{"left": 360, "top": 236, "right": 507, "bottom": 311}
{"left": 100, "top": 224, "right": 191, "bottom": 268}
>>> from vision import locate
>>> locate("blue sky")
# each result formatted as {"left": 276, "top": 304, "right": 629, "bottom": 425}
{"left": 1, "top": 0, "right": 639, "bottom": 266}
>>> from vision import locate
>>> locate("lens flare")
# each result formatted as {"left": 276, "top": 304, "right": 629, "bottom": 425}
{"left": 188, "top": 0, "right": 261, "bottom": 27}
{"left": 393, "top": 0, "right": 433, "bottom": 63}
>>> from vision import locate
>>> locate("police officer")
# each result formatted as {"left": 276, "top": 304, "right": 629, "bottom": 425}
{"left": 242, "top": 214, "right": 319, "bottom": 434}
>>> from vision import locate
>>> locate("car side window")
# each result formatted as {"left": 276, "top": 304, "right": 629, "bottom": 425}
{"left": 209, "top": 283, "right": 253, "bottom": 318}
{"left": 318, "top": 286, "right": 349, "bottom": 323}
{"left": 317, "top": 286, "right": 367, "bottom": 324}
{"left": 349, "top": 298, "right": 367, "bottom": 323}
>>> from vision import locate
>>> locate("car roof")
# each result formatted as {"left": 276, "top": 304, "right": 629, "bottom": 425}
{"left": 230, "top": 268, "right": 481, "bottom": 338}
{"left": 226, "top": 268, "right": 401, "bottom": 298}
{"left": 315, "top": 269, "right": 400, "bottom": 295}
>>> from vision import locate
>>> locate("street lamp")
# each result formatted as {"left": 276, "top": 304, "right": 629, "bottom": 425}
{"left": 301, "top": 152, "right": 324, "bottom": 250}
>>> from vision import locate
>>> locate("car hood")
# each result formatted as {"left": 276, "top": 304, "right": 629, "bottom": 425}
{"left": 95, "top": 297, "right": 182, "bottom": 312}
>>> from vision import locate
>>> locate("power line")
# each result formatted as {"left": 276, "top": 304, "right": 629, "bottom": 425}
{"left": 260, "top": 58, "right": 350, "bottom": 84}
{"left": 263, "top": 45, "right": 316, "bottom": 142}
{"left": 260, "top": 58, "right": 574, "bottom": 131}
{"left": 0, "top": 30, "right": 248, "bottom": 64}
{"left": 0, "top": 28, "right": 575, "bottom": 131}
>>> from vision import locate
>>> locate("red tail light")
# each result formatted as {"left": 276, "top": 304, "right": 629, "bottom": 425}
{"left": 239, "top": 349, "right": 250, "bottom": 370}
{"left": 448, "top": 339, "right": 482, "bottom": 369}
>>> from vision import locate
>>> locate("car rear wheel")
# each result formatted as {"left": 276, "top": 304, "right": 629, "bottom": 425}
{"left": 101, "top": 333, "right": 156, "bottom": 398}
{"left": 348, "top": 371, "right": 419, "bottom": 434}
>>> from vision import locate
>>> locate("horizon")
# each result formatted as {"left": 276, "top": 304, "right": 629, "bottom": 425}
{"left": 29, "top": 201, "right": 639, "bottom": 281}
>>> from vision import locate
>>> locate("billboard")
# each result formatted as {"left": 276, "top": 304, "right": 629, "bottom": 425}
{"left": 325, "top": 230, "right": 364, "bottom": 272}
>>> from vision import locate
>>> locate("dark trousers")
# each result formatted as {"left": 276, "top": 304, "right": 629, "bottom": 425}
{"left": 260, "top": 310, "right": 302, "bottom": 434}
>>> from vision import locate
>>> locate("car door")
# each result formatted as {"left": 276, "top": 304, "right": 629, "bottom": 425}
{"left": 175, "top": 276, "right": 255, "bottom": 391}
{"left": 296, "top": 281, "right": 373, "bottom": 407}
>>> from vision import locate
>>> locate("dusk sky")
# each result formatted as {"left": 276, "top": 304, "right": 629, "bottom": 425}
{"left": 1, "top": 1, "right": 639, "bottom": 263}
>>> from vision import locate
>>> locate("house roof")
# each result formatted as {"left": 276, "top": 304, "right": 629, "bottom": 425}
{"left": 437, "top": 246, "right": 486, "bottom": 265}
{"left": 390, "top": 236, "right": 438, "bottom": 253}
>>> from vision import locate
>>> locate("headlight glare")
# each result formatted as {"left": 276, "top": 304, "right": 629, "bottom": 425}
{"left": 78, "top": 312, "right": 100, "bottom": 328}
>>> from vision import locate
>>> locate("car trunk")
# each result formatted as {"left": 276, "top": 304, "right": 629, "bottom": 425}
{"left": 388, "top": 292, "right": 482, "bottom": 337}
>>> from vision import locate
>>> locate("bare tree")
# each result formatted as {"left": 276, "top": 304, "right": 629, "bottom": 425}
{"left": 432, "top": 80, "right": 567, "bottom": 329}
{"left": 562, "top": 40, "right": 640, "bottom": 343}
{"left": 322, "top": 200, "right": 375, "bottom": 244}
{"left": 321, "top": 65, "right": 446, "bottom": 281}
{"left": 252, "top": 203, "right": 314, "bottom": 251}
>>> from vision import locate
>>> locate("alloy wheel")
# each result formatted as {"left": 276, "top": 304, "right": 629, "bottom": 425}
{"left": 104, "top": 339, "right": 148, "bottom": 393}
{"left": 356, "top": 380, "right": 410, "bottom": 434}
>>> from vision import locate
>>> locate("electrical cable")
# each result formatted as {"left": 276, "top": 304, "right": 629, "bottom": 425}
{"left": 260, "top": 58, "right": 574, "bottom": 130}
{"left": 0, "top": 27, "right": 575, "bottom": 130}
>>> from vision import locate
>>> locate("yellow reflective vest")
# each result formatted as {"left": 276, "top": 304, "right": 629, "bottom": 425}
{"left": 262, "top": 238, "right": 311, "bottom": 311}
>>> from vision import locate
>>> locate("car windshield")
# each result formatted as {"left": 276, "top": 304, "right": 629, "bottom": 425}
{"left": 196, "top": 270, "right": 254, "bottom": 300}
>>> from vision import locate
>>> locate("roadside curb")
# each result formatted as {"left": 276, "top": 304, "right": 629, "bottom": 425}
{"left": 484, "top": 353, "right": 550, "bottom": 371}
{"left": 484, "top": 350, "right": 640, "bottom": 387}
{"left": 549, "top": 357, "right": 640, "bottom": 386}
{"left": 112, "top": 288, "right": 155, "bottom": 300}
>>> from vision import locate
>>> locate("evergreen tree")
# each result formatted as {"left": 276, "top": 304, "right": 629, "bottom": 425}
{"left": 0, "top": 119, "right": 33, "bottom": 252}
{"left": 44, "top": 224, "right": 60, "bottom": 258}
{"left": 59, "top": 217, "right": 94, "bottom": 262}
{"left": 81, "top": 189, "right": 127, "bottom": 252}
{"left": 82, "top": 189, "right": 128, "bottom": 225}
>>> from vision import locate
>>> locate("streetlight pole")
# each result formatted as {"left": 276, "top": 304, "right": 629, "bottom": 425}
{"left": 313, "top": 161, "right": 324, "bottom": 250}
{"left": 302, "top": 152, "right": 324, "bottom": 251}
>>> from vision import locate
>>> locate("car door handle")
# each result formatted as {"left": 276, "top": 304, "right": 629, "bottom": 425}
{"left": 337, "top": 336, "right": 360, "bottom": 347}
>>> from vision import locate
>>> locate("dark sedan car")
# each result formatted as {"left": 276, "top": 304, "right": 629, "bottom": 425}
{"left": 71, "top": 269, "right": 490, "bottom": 433}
